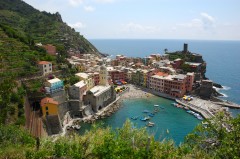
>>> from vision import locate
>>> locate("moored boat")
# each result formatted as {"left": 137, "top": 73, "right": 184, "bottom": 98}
{"left": 146, "top": 121, "right": 155, "bottom": 127}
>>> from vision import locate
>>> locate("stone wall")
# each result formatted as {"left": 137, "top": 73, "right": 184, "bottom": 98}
{"left": 46, "top": 115, "right": 62, "bottom": 135}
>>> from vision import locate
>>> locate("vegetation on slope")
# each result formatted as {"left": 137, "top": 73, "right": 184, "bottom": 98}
{"left": 0, "top": 0, "right": 98, "bottom": 54}
{"left": 0, "top": 113, "right": 240, "bottom": 158}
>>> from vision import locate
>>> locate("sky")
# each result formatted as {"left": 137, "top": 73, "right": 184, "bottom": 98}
{"left": 23, "top": 0, "right": 240, "bottom": 40}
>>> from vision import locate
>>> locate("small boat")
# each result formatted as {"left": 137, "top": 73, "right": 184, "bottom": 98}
{"left": 131, "top": 116, "right": 139, "bottom": 120}
{"left": 166, "top": 129, "right": 169, "bottom": 134}
{"left": 184, "top": 107, "right": 189, "bottom": 110}
{"left": 140, "top": 116, "right": 150, "bottom": 121}
{"left": 171, "top": 102, "right": 177, "bottom": 105}
{"left": 186, "top": 110, "right": 195, "bottom": 114}
{"left": 154, "top": 104, "right": 159, "bottom": 107}
{"left": 197, "top": 116, "right": 203, "bottom": 120}
{"left": 146, "top": 122, "right": 155, "bottom": 127}
{"left": 143, "top": 110, "right": 150, "bottom": 113}
{"left": 148, "top": 113, "right": 154, "bottom": 117}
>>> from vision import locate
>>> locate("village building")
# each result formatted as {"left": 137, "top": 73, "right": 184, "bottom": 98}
{"left": 45, "top": 78, "right": 64, "bottom": 94}
{"left": 38, "top": 61, "right": 52, "bottom": 76}
{"left": 68, "top": 80, "right": 87, "bottom": 101}
{"left": 83, "top": 65, "right": 116, "bottom": 113}
{"left": 75, "top": 72, "right": 94, "bottom": 91}
{"left": 40, "top": 97, "right": 62, "bottom": 135}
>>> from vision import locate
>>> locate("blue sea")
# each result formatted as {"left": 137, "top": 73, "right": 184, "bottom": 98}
{"left": 80, "top": 39, "right": 240, "bottom": 144}
{"left": 90, "top": 39, "right": 240, "bottom": 116}
{"left": 80, "top": 97, "right": 200, "bottom": 145}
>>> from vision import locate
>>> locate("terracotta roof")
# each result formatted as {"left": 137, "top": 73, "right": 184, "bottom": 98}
{"left": 40, "top": 97, "right": 58, "bottom": 107}
{"left": 38, "top": 61, "right": 51, "bottom": 65}
{"left": 156, "top": 72, "right": 168, "bottom": 77}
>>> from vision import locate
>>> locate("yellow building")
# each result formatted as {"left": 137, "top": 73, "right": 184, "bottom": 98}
{"left": 40, "top": 97, "right": 58, "bottom": 117}
{"left": 75, "top": 72, "right": 94, "bottom": 91}
{"left": 142, "top": 70, "right": 148, "bottom": 87}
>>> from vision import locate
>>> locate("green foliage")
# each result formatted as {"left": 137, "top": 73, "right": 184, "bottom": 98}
{"left": 0, "top": 0, "right": 98, "bottom": 54}
{"left": 69, "top": 76, "right": 80, "bottom": 85}
{"left": 0, "top": 124, "right": 35, "bottom": 148}
{"left": 5, "top": 116, "right": 240, "bottom": 158}
{"left": 185, "top": 112, "right": 240, "bottom": 158}
{"left": 180, "top": 63, "right": 193, "bottom": 72}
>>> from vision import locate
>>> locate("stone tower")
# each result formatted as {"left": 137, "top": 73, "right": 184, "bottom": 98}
{"left": 99, "top": 64, "right": 109, "bottom": 86}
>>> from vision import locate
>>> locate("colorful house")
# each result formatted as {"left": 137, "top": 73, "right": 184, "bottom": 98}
{"left": 68, "top": 80, "right": 87, "bottom": 101}
{"left": 45, "top": 78, "right": 64, "bottom": 94}
{"left": 38, "top": 61, "right": 52, "bottom": 76}
{"left": 40, "top": 97, "right": 58, "bottom": 117}
{"left": 75, "top": 73, "right": 94, "bottom": 91}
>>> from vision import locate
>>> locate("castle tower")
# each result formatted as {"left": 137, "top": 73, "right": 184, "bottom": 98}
{"left": 99, "top": 64, "right": 109, "bottom": 86}
{"left": 183, "top": 43, "right": 188, "bottom": 53}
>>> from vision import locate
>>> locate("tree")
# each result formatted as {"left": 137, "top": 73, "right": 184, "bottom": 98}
{"left": 164, "top": 48, "right": 168, "bottom": 54}
{"left": 185, "top": 112, "right": 240, "bottom": 158}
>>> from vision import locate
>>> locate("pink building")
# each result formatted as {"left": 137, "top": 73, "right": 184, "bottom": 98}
{"left": 43, "top": 44, "right": 57, "bottom": 56}
{"left": 93, "top": 72, "right": 100, "bottom": 86}
{"left": 186, "top": 72, "right": 194, "bottom": 92}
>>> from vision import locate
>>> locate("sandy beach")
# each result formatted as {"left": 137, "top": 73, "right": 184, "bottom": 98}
{"left": 120, "top": 84, "right": 155, "bottom": 99}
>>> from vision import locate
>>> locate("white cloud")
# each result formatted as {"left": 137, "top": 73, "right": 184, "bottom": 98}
{"left": 84, "top": 5, "right": 95, "bottom": 12}
{"left": 69, "top": 22, "right": 86, "bottom": 29}
{"left": 177, "top": 12, "right": 216, "bottom": 32}
{"left": 69, "top": 0, "right": 84, "bottom": 6}
{"left": 122, "top": 22, "right": 160, "bottom": 33}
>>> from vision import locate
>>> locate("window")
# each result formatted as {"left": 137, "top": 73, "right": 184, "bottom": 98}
{"left": 45, "top": 69, "right": 47, "bottom": 72}
{"left": 46, "top": 112, "right": 49, "bottom": 115}
{"left": 46, "top": 107, "right": 48, "bottom": 110}
{"left": 44, "top": 65, "right": 46, "bottom": 67}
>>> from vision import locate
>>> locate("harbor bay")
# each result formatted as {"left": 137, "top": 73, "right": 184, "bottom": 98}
{"left": 79, "top": 95, "right": 200, "bottom": 145}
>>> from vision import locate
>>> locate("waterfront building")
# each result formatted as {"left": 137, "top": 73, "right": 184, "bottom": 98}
{"left": 186, "top": 72, "right": 195, "bottom": 92}
{"left": 45, "top": 78, "right": 64, "bottom": 94}
{"left": 83, "top": 64, "right": 116, "bottom": 112}
{"left": 147, "top": 69, "right": 157, "bottom": 88}
{"left": 75, "top": 72, "right": 94, "bottom": 91}
{"left": 38, "top": 61, "right": 52, "bottom": 76}
{"left": 164, "top": 74, "right": 187, "bottom": 98}
{"left": 68, "top": 80, "right": 87, "bottom": 101}
{"left": 141, "top": 70, "right": 148, "bottom": 87}
{"left": 149, "top": 72, "right": 169, "bottom": 92}
{"left": 108, "top": 69, "right": 126, "bottom": 83}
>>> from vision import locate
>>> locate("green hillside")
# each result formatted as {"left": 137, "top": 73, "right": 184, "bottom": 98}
{"left": 0, "top": 0, "right": 98, "bottom": 54}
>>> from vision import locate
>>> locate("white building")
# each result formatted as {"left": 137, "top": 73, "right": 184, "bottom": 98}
{"left": 38, "top": 61, "right": 52, "bottom": 76}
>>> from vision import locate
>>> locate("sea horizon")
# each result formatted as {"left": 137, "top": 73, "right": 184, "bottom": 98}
{"left": 90, "top": 39, "right": 240, "bottom": 116}
{"left": 89, "top": 38, "right": 240, "bottom": 42}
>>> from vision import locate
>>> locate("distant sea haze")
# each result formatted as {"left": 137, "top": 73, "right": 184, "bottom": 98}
{"left": 90, "top": 39, "right": 240, "bottom": 116}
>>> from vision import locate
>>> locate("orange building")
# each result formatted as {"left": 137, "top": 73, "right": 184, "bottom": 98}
{"left": 43, "top": 44, "right": 57, "bottom": 55}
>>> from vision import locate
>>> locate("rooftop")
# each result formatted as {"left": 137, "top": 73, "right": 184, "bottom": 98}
{"left": 89, "top": 85, "right": 111, "bottom": 97}
{"left": 38, "top": 61, "right": 51, "bottom": 65}
{"left": 40, "top": 97, "right": 58, "bottom": 106}
{"left": 47, "top": 78, "right": 61, "bottom": 83}
{"left": 74, "top": 80, "right": 86, "bottom": 88}
{"left": 156, "top": 72, "right": 168, "bottom": 77}
{"left": 75, "top": 72, "right": 89, "bottom": 79}
{"left": 174, "top": 74, "right": 186, "bottom": 80}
